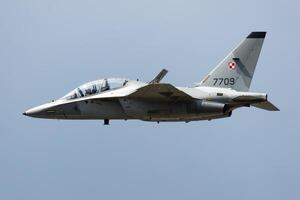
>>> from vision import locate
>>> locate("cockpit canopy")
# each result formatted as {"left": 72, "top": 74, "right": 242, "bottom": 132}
{"left": 61, "top": 78, "right": 128, "bottom": 100}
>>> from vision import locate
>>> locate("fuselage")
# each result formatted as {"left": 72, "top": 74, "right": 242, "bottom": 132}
{"left": 23, "top": 80, "right": 266, "bottom": 122}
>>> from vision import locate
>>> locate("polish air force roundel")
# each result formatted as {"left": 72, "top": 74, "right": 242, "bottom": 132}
{"left": 228, "top": 61, "right": 236, "bottom": 70}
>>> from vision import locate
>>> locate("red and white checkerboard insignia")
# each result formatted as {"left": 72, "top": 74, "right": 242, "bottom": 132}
{"left": 228, "top": 61, "right": 236, "bottom": 70}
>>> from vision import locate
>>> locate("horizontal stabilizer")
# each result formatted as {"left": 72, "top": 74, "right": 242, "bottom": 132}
{"left": 252, "top": 101, "right": 279, "bottom": 111}
{"left": 233, "top": 95, "right": 266, "bottom": 102}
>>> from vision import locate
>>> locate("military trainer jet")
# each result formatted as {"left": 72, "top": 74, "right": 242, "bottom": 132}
{"left": 23, "top": 32, "right": 279, "bottom": 125}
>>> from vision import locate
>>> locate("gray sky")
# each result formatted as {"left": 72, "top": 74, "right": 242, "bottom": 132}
{"left": 1, "top": 0, "right": 299, "bottom": 199}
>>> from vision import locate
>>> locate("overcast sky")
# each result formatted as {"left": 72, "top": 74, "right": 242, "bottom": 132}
{"left": 1, "top": 0, "right": 300, "bottom": 199}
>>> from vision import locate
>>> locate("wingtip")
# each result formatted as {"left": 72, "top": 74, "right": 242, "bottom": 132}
{"left": 247, "top": 32, "right": 267, "bottom": 39}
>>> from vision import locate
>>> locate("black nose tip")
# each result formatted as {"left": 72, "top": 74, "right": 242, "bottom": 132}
{"left": 23, "top": 112, "right": 27, "bottom": 116}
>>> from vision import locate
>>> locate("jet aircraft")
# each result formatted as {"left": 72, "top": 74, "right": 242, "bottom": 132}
{"left": 23, "top": 32, "right": 279, "bottom": 125}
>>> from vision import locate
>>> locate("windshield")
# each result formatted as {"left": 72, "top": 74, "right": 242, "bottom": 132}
{"left": 61, "top": 78, "right": 128, "bottom": 100}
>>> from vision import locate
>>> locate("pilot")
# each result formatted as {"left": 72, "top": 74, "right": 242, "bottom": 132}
{"left": 91, "top": 84, "right": 97, "bottom": 94}
{"left": 101, "top": 79, "right": 110, "bottom": 92}
{"left": 85, "top": 88, "right": 92, "bottom": 95}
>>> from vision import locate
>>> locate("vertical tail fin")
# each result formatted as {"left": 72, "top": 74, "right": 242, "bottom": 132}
{"left": 199, "top": 32, "right": 266, "bottom": 91}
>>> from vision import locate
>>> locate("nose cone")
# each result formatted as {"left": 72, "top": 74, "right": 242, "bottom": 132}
{"left": 23, "top": 105, "right": 44, "bottom": 117}
{"left": 23, "top": 102, "right": 61, "bottom": 119}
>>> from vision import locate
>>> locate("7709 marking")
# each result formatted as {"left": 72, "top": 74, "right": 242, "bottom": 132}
{"left": 213, "top": 78, "right": 235, "bottom": 86}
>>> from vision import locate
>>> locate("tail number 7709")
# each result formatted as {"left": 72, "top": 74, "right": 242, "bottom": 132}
{"left": 213, "top": 78, "right": 235, "bottom": 86}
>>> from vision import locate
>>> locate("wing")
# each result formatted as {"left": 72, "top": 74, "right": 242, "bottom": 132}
{"left": 128, "top": 83, "right": 194, "bottom": 101}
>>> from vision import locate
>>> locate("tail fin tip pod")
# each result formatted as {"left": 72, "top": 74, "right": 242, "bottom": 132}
{"left": 247, "top": 31, "right": 266, "bottom": 38}
{"left": 199, "top": 31, "right": 267, "bottom": 91}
